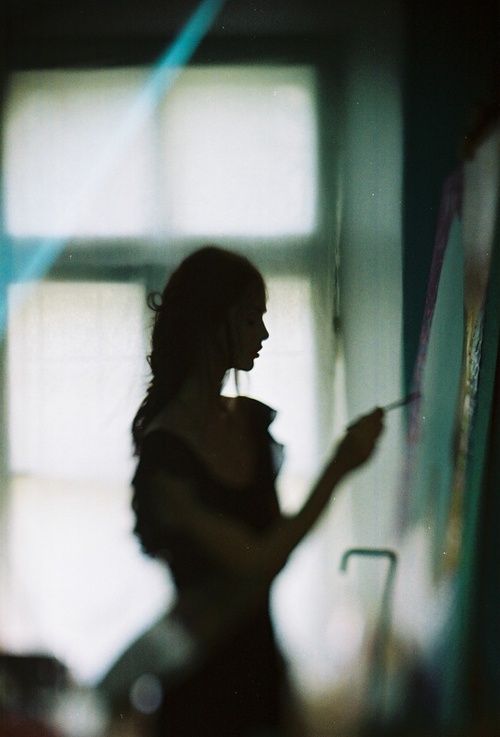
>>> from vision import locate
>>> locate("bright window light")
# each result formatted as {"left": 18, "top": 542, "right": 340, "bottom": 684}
{"left": 160, "top": 66, "right": 318, "bottom": 237}
{"left": 2, "top": 62, "right": 326, "bottom": 689}
{"left": 5, "top": 281, "right": 172, "bottom": 683}
{"left": 6, "top": 475, "right": 171, "bottom": 683}
{"left": 8, "top": 281, "right": 147, "bottom": 481}
{"left": 3, "top": 69, "right": 156, "bottom": 238}
{"left": 5, "top": 275, "right": 320, "bottom": 683}
{"left": 3, "top": 65, "right": 317, "bottom": 239}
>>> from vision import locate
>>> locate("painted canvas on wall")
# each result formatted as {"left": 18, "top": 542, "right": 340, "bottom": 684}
{"left": 401, "top": 122, "right": 500, "bottom": 569}
{"left": 446, "top": 124, "right": 500, "bottom": 572}
{"left": 386, "top": 121, "right": 500, "bottom": 732}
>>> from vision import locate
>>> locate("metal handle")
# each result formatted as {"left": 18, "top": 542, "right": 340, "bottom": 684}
{"left": 340, "top": 547, "right": 398, "bottom": 724}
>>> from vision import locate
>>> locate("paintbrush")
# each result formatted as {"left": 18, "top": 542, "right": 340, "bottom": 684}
{"left": 381, "top": 392, "right": 420, "bottom": 412}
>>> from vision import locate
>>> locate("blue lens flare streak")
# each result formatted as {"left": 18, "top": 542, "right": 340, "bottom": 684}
{"left": 1, "top": 0, "right": 226, "bottom": 333}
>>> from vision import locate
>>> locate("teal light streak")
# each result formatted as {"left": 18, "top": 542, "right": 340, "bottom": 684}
{"left": 1, "top": 0, "right": 226, "bottom": 329}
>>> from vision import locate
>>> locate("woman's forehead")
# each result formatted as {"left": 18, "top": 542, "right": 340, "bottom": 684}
{"left": 240, "top": 285, "right": 267, "bottom": 312}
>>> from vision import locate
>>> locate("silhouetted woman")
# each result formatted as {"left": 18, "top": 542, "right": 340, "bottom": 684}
{"left": 131, "top": 246, "right": 384, "bottom": 737}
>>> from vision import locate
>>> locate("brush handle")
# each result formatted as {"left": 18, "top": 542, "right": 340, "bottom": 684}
{"left": 381, "top": 392, "right": 419, "bottom": 412}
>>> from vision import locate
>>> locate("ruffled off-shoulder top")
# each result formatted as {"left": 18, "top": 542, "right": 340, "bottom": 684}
{"left": 131, "top": 396, "right": 284, "bottom": 592}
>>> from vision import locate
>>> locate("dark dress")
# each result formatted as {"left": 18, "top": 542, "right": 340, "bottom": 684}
{"left": 131, "top": 397, "right": 287, "bottom": 737}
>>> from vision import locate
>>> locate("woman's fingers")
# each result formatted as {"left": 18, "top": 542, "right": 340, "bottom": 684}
{"left": 347, "top": 407, "right": 385, "bottom": 434}
{"left": 336, "top": 407, "right": 386, "bottom": 472}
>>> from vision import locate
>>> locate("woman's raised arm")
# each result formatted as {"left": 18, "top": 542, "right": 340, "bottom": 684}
{"left": 146, "top": 407, "right": 385, "bottom": 581}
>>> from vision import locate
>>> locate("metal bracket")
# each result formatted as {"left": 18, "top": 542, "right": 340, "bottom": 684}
{"left": 340, "top": 547, "right": 399, "bottom": 723}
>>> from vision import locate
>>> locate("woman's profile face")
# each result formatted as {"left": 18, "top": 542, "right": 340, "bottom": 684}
{"left": 226, "top": 285, "right": 269, "bottom": 371}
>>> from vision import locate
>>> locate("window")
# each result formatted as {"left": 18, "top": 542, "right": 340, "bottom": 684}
{"left": 4, "top": 66, "right": 317, "bottom": 240}
{"left": 5, "top": 281, "right": 171, "bottom": 681}
{"left": 8, "top": 281, "right": 145, "bottom": 480}
{"left": 2, "top": 63, "right": 336, "bottom": 687}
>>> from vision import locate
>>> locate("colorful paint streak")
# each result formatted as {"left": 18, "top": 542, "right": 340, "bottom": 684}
{"left": 399, "top": 167, "right": 463, "bottom": 534}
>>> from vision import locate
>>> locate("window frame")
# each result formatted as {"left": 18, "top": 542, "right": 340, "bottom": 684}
{"left": 1, "top": 35, "right": 344, "bottom": 455}
{"left": 0, "top": 32, "right": 350, "bottom": 684}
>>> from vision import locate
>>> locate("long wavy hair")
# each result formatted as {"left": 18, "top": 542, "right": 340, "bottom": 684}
{"left": 132, "top": 245, "right": 266, "bottom": 455}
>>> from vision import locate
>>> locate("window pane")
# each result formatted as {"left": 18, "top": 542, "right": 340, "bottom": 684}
{"left": 8, "top": 281, "right": 147, "bottom": 481}
{"left": 3, "top": 68, "right": 156, "bottom": 237}
{"left": 5, "top": 281, "right": 172, "bottom": 682}
{"left": 3, "top": 65, "right": 317, "bottom": 239}
{"left": 6, "top": 475, "right": 171, "bottom": 683}
{"left": 161, "top": 66, "right": 318, "bottom": 237}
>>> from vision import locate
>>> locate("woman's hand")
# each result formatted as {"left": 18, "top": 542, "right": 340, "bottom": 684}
{"left": 333, "top": 407, "right": 385, "bottom": 474}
